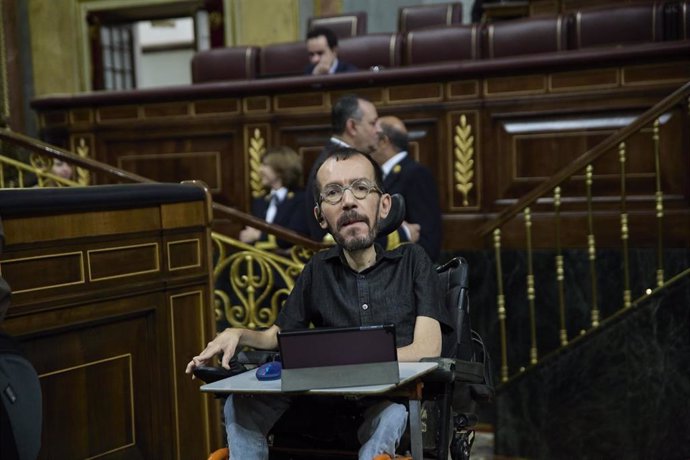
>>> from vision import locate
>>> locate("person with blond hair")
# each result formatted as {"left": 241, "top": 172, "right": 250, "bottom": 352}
{"left": 239, "top": 146, "right": 309, "bottom": 249}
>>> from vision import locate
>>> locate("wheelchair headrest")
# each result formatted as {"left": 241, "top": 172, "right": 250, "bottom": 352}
{"left": 377, "top": 193, "right": 406, "bottom": 237}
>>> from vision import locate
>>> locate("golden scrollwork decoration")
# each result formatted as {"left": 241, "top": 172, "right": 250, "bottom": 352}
{"left": 76, "top": 138, "right": 91, "bottom": 185}
{"left": 453, "top": 114, "right": 475, "bottom": 206}
{"left": 29, "top": 153, "right": 52, "bottom": 187}
{"left": 211, "top": 232, "right": 305, "bottom": 330}
{"left": 249, "top": 129, "right": 266, "bottom": 198}
{"left": 289, "top": 245, "right": 315, "bottom": 266}
{"left": 29, "top": 153, "right": 50, "bottom": 172}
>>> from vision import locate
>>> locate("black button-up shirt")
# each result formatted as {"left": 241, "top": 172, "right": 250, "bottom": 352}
{"left": 275, "top": 243, "right": 449, "bottom": 347}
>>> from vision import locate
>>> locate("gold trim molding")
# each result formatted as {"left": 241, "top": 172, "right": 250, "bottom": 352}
{"left": 247, "top": 126, "right": 268, "bottom": 198}
{"left": 74, "top": 136, "right": 93, "bottom": 185}
{"left": 453, "top": 114, "right": 475, "bottom": 207}
{"left": 167, "top": 238, "right": 202, "bottom": 271}
{"left": 87, "top": 242, "right": 160, "bottom": 282}
{"left": 39, "top": 353, "right": 136, "bottom": 458}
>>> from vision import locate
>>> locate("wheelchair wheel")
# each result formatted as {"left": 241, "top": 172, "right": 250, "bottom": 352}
{"left": 449, "top": 429, "right": 474, "bottom": 460}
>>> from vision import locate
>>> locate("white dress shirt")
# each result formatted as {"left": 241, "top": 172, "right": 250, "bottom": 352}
{"left": 265, "top": 187, "right": 287, "bottom": 223}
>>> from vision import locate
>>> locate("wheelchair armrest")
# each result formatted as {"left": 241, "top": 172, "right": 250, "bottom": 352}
{"left": 192, "top": 351, "right": 279, "bottom": 384}
{"left": 192, "top": 357, "right": 247, "bottom": 383}
{"left": 420, "top": 357, "right": 456, "bottom": 383}
{"left": 453, "top": 360, "right": 484, "bottom": 384}
{"left": 236, "top": 350, "right": 279, "bottom": 365}
{"left": 421, "top": 357, "right": 485, "bottom": 385}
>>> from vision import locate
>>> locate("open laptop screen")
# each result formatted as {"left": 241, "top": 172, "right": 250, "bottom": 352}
{"left": 278, "top": 324, "right": 397, "bottom": 370}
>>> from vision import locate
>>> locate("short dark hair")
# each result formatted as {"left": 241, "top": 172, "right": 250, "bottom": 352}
{"left": 331, "top": 94, "right": 362, "bottom": 136}
{"left": 311, "top": 147, "right": 385, "bottom": 205}
{"left": 306, "top": 27, "right": 338, "bottom": 49}
{"left": 380, "top": 122, "right": 409, "bottom": 153}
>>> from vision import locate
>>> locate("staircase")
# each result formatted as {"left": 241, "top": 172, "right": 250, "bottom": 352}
{"left": 494, "top": 270, "right": 690, "bottom": 458}
{"left": 469, "top": 81, "right": 690, "bottom": 457}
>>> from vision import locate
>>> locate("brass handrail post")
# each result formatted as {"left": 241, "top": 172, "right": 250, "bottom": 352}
{"left": 524, "top": 207, "right": 538, "bottom": 365}
{"left": 243, "top": 254, "right": 259, "bottom": 329}
{"left": 493, "top": 228, "right": 509, "bottom": 382}
{"left": 619, "top": 142, "right": 631, "bottom": 308}
{"left": 653, "top": 119, "right": 664, "bottom": 288}
{"left": 554, "top": 187, "right": 568, "bottom": 346}
{"left": 585, "top": 164, "right": 600, "bottom": 327}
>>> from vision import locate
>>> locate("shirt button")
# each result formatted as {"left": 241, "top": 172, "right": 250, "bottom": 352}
{"left": 362, "top": 303, "right": 369, "bottom": 310}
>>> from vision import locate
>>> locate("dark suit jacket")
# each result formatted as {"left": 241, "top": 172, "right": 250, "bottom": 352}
{"left": 304, "top": 59, "right": 358, "bottom": 75}
{"left": 251, "top": 189, "right": 309, "bottom": 249}
{"left": 380, "top": 155, "right": 442, "bottom": 262}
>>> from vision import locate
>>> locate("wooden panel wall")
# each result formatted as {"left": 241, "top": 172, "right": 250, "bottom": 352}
{"left": 35, "top": 55, "right": 690, "bottom": 250}
{"left": 0, "top": 196, "right": 220, "bottom": 459}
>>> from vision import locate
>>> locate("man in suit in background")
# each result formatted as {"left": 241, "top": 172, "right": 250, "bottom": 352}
{"left": 372, "top": 116, "right": 443, "bottom": 262}
{"left": 305, "top": 27, "right": 358, "bottom": 75}
{"left": 305, "top": 94, "right": 381, "bottom": 240}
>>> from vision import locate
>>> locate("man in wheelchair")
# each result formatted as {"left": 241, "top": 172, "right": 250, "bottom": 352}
{"left": 186, "top": 147, "right": 452, "bottom": 459}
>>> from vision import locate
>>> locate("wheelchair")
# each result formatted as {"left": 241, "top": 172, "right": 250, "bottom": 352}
{"left": 198, "top": 195, "right": 493, "bottom": 459}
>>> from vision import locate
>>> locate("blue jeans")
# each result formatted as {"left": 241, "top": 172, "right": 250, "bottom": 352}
{"left": 223, "top": 394, "right": 408, "bottom": 460}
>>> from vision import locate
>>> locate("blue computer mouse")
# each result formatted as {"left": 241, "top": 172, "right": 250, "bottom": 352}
{"left": 255, "top": 361, "right": 282, "bottom": 381}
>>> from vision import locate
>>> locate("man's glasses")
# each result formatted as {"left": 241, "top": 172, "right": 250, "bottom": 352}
{"left": 319, "top": 179, "right": 382, "bottom": 205}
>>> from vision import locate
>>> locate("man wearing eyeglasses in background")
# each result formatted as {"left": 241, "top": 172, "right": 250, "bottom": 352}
{"left": 187, "top": 148, "right": 450, "bottom": 460}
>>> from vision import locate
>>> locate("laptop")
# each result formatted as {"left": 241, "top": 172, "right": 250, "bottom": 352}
{"left": 277, "top": 324, "right": 399, "bottom": 392}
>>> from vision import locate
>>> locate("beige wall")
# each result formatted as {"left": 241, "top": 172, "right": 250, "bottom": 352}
{"left": 28, "top": 0, "right": 302, "bottom": 95}
{"left": 29, "top": 0, "right": 81, "bottom": 96}
{"left": 228, "top": 0, "right": 300, "bottom": 46}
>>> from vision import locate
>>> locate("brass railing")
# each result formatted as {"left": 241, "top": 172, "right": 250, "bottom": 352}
{"left": 0, "top": 128, "right": 324, "bottom": 331}
{"left": 211, "top": 232, "right": 314, "bottom": 329}
{"left": 478, "top": 81, "right": 690, "bottom": 383}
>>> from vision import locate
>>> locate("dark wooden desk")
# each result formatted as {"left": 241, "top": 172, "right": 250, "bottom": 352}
{"left": 0, "top": 183, "right": 220, "bottom": 459}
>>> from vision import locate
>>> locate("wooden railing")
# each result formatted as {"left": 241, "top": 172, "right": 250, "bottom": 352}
{"left": 478, "top": 81, "right": 690, "bottom": 383}
{"left": 0, "top": 128, "right": 325, "bottom": 330}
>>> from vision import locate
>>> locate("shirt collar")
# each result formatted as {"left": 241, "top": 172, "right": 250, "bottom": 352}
{"left": 272, "top": 187, "right": 288, "bottom": 202}
{"left": 329, "top": 136, "right": 351, "bottom": 148}
{"left": 266, "top": 187, "right": 288, "bottom": 202}
{"left": 328, "top": 58, "right": 340, "bottom": 74}
{"left": 323, "top": 243, "right": 404, "bottom": 267}
{"left": 381, "top": 151, "right": 408, "bottom": 179}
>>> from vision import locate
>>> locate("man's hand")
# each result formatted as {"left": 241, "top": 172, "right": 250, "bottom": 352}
{"left": 312, "top": 56, "right": 333, "bottom": 75}
{"left": 239, "top": 226, "right": 261, "bottom": 244}
{"left": 185, "top": 325, "right": 280, "bottom": 377}
{"left": 185, "top": 328, "right": 242, "bottom": 375}
{"left": 402, "top": 221, "right": 421, "bottom": 243}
